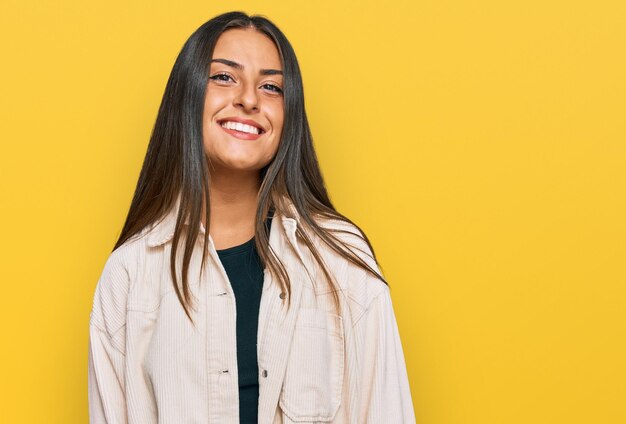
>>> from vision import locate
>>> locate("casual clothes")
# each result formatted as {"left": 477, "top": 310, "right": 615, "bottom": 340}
{"left": 88, "top": 195, "right": 415, "bottom": 423}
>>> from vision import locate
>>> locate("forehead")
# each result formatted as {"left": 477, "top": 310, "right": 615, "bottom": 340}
{"left": 212, "top": 28, "right": 282, "bottom": 69}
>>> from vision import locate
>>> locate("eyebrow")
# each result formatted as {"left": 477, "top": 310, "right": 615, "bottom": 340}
{"left": 210, "top": 58, "right": 283, "bottom": 76}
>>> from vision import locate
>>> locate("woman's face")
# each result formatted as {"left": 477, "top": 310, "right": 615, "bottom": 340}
{"left": 203, "top": 28, "right": 284, "bottom": 174}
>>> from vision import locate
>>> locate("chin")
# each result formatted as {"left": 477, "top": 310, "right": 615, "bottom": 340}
{"left": 222, "top": 160, "right": 265, "bottom": 172}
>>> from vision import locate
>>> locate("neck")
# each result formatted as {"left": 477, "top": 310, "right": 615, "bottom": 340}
{"left": 203, "top": 166, "right": 262, "bottom": 248}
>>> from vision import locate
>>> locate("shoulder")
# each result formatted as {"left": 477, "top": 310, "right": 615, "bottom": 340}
{"left": 89, "top": 231, "right": 146, "bottom": 337}
{"left": 305, "top": 215, "right": 389, "bottom": 307}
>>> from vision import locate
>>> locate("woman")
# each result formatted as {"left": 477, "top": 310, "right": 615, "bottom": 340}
{"left": 88, "top": 11, "right": 415, "bottom": 424}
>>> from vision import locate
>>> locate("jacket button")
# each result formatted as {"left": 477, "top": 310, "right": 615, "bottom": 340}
{"left": 262, "top": 369, "right": 268, "bottom": 378}
{"left": 279, "top": 292, "right": 286, "bottom": 299}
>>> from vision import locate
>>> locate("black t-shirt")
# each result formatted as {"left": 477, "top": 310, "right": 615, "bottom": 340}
{"left": 215, "top": 211, "right": 273, "bottom": 424}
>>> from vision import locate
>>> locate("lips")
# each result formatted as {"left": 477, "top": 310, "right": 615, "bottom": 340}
{"left": 217, "top": 116, "right": 266, "bottom": 133}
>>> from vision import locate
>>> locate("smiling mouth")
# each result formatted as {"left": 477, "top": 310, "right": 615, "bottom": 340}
{"left": 217, "top": 119, "right": 265, "bottom": 135}
{"left": 218, "top": 122, "right": 264, "bottom": 140}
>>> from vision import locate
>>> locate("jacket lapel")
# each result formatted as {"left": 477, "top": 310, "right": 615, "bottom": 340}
{"left": 144, "top": 194, "right": 309, "bottom": 423}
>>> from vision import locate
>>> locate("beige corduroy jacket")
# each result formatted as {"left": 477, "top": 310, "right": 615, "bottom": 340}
{"left": 88, "top": 196, "right": 416, "bottom": 423}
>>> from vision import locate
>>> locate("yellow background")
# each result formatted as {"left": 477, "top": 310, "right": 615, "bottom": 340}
{"left": 1, "top": 0, "right": 624, "bottom": 423}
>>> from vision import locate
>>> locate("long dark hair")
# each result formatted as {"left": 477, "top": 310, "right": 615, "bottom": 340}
{"left": 114, "top": 11, "right": 387, "bottom": 323}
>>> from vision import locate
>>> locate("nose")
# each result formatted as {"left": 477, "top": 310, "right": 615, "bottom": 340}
{"left": 233, "top": 81, "right": 259, "bottom": 112}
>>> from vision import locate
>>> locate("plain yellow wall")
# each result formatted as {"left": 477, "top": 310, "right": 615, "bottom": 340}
{"left": 1, "top": 1, "right": 624, "bottom": 423}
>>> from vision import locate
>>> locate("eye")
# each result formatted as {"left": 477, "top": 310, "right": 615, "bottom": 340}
{"left": 209, "top": 72, "right": 234, "bottom": 83}
{"left": 262, "top": 83, "right": 283, "bottom": 94}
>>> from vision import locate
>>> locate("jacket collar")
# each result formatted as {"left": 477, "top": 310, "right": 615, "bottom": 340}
{"left": 145, "top": 194, "right": 301, "bottom": 248}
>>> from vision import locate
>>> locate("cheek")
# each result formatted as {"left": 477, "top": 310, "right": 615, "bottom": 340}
{"left": 271, "top": 105, "right": 285, "bottom": 141}
{"left": 263, "top": 107, "right": 283, "bottom": 163}
{"left": 203, "top": 96, "right": 220, "bottom": 123}
{"left": 202, "top": 96, "right": 225, "bottom": 146}
{"left": 203, "top": 87, "right": 230, "bottom": 121}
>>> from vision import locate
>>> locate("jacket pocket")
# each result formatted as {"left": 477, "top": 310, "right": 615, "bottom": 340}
{"left": 279, "top": 308, "right": 345, "bottom": 422}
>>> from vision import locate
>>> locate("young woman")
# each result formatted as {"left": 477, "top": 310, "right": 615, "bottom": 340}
{"left": 88, "top": 11, "right": 415, "bottom": 424}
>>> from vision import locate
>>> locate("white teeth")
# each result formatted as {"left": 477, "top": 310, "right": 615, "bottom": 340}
{"left": 220, "top": 121, "right": 261, "bottom": 135}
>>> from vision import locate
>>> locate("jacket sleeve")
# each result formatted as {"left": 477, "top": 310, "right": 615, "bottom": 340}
{"left": 87, "top": 250, "right": 130, "bottom": 424}
{"left": 353, "top": 286, "right": 416, "bottom": 423}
